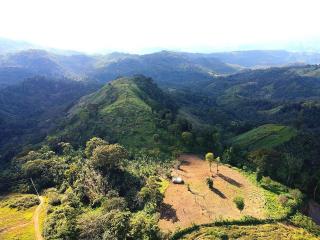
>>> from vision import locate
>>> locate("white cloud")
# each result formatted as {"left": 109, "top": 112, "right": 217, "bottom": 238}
{"left": 0, "top": 0, "right": 319, "bottom": 53}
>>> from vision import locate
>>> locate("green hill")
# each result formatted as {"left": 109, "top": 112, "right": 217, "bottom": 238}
{"left": 231, "top": 124, "right": 297, "bottom": 150}
{"left": 50, "top": 75, "right": 178, "bottom": 151}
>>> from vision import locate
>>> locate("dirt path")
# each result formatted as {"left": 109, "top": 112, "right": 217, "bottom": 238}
{"left": 159, "top": 154, "right": 266, "bottom": 232}
{"left": 33, "top": 196, "right": 44, "bottom": 240}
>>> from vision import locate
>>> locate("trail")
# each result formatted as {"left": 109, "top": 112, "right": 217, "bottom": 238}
{"left": 33, "top": 196, "right": 44, "bottom": 240}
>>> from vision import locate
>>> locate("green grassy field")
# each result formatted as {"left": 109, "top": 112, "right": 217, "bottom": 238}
{"left": 180, "top": 223, "right": 318, "bottom": 240}
{"left": 0, "top": 194, "right": 40, "bottom": 240}
{"left": 231, "top": 124, "right": 297, "bottom": 150}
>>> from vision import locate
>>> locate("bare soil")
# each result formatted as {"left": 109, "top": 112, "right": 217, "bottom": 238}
{"left": 159, "top": 154, "right": 266, "bottom": 232}
{"left": 34, "top": 196, "right": 44, "bottom": 240}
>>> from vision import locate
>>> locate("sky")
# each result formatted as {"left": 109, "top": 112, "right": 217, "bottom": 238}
{"left": 0, "top": 0, "right": 319, "bottom": 53}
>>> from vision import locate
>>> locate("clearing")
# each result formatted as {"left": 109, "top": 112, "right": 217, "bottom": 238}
{"left": 159, "top": 154, "right": 266, "bottom": 232}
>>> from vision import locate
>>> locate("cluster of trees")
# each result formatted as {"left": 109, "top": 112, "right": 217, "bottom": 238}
{"left": 4, "top": 137, "right": 165, "bottom": 240}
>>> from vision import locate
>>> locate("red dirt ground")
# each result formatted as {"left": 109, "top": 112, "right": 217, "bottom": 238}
{"left": 158, "top": 154, "right": 266, "bottom": 232}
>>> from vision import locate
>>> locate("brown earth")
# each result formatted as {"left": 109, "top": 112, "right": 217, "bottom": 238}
{"left": 158, "top": 154, "right": 266, "bottom": 232}
{"left": 34, "top": 196, "right": 44, "bottom": 240}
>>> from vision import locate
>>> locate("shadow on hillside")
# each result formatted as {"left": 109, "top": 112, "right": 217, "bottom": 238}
{"left": 160, "top": 203, "right": 179, "bottom": 223}
{"left": 217, "top": 173, "right": 242, "bottom": 187}
{"left": 210, "top": 187, "right": 227, "bottom": 199}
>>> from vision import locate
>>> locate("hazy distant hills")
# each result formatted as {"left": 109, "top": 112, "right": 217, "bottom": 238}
{"left": 0, "top": 38, "right": 36, "bottom": 54}
{"left": 200, "top": 65, "right": 320, "bottom": 102}
{"left": 92, "top": 51, "right": 237, "bottom": 87}
{"left": 1, "top": 41, "right": 320, "bottom": 88}
{"left": 208, "top": 50, "right": 320, "bottom": 68}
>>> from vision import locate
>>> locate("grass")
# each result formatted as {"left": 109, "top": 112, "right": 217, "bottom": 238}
{"left": 238, "top": 169, "right": 290, "bottom": 219}
{"left": 179, "top": 223, "right": 319, "bottom": 240}
{"left": 231, "top": 124, "right": 297, "bottom": 150}
{"left": 0, "top": 194, "right": 41, "bottom": 240}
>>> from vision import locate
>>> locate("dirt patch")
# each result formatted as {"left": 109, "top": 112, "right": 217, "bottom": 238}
{"left": 159, "top": 154, "right": 266, "bottom": 232}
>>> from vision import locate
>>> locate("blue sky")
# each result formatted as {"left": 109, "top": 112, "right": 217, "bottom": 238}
{"left": 0, "top": 0, "right": 319, "bottom": 53}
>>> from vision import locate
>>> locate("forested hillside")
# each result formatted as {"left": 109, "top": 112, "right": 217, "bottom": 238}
{"left": 0, "top": 46, "right": 320, "bottom": 239}
{"left": 0, "top": 77, "right": 100, "bottom": 164}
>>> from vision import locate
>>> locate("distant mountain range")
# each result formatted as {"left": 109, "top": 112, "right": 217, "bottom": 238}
{"left": 1, "top": 46, "right": 320, "bottom": 89}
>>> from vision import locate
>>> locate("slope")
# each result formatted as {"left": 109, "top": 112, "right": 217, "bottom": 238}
{"left": 202, "top": 65, "right": 320, "bottom": 102}
{"left": 0, "top": 77, "right": 100, "bottom": 164}
{"left": 231, "top": 124, "right": 297, "bottom": 150}
{"left": 50, "top": 75, "right": 177, "bottom": 150}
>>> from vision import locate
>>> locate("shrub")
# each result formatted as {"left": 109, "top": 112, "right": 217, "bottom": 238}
{"left": 289, "top": 189, "right": 304, "bottom": 207}
{"left": 233, "top": 196, "right": 245, "bottom": 212}
{"left": 260, "top": 176, "right": 288, "bottom": 194}
{"left": 48, "top": 192, "right": 61, "bottom": 206}
{"left": 7, "top": 195, "right": 40, "bottom": 210}
{"left": 290, "top": 212, "right": 320, "bottom": 236}
{"left": 138, "top": 176, "right": 163, "bottom": 209}
{"left": 256, "top": 168, "right": 263, "bottom": 182}
{"left": 206, "top": 177, "right": 213, "bottom": 189}
{"left": 101, "top": 210, "right": 131, "bottom": 240}
{"left": 77, "top": 211, "right": 105, "bottom": 240}
{"left": 129, "top": 211, "right": 161, "bottom": 240}
{"left": 102, "top": 197, "right": 127, "bottom": 212}
{"left": 43, "top": 205, "right": 78, "bottom": 240}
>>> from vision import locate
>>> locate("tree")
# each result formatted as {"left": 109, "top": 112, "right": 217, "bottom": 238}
{"left": 129, "top": 211, "right": 161, "bottom": 240}
{"left": 233, "top": 196, "right": 244, "bottom": 212}
{"left": 282, "top": 153, "right": 303, "bottom": 185}
{"left": 205, "top": 152, "right": 215, "bottom": 173}
{"left": 90, "top": 144, "right": 128, "bottom": 172}
{"left": 181, "top": 131, "right": 193, "bottom": 146}
{"left": 216, "top": 156, "right": 221, "bottom": 174}
{"left": 101, "top": 210, "right": 131, "bottom": 240}
{"left": 85, "top": 137, "right": 108, "bottom": 158}
{"left": 138, "top": 176, "right": 163, "bottom": 209}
